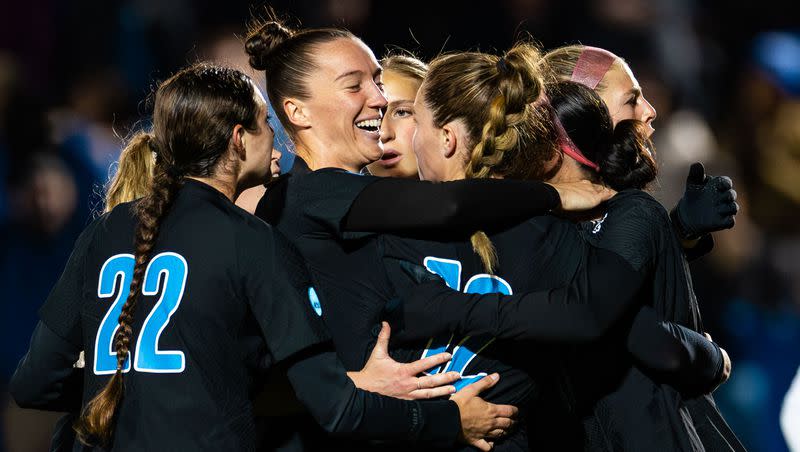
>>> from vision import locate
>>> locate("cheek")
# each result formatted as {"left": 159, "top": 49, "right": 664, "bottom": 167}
{"left": 397, "top": 121, "right": 416, "bottom": 150}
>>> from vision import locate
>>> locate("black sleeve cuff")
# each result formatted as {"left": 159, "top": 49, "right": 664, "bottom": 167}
{"left": 413, "top": 400, "right": 461, "bottom": 446}
{"left": 684, "top": 234, "right": 715, "bottom": 262}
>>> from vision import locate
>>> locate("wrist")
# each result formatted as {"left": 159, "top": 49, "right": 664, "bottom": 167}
{"left": 670, "top": 203, "right": 699, "bottom": 240}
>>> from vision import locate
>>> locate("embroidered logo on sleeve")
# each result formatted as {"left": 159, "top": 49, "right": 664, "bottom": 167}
{"left": 590, "top": 213, "right": 609, "bottom": 234}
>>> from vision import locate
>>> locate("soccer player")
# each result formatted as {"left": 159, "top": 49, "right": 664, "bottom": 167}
{"left": 8, "top": 63, "right": 518, "bottom": 451}
{"left": 244, "top": 18, "right": 731, "bottom": 451}
{"left": 542, "top": 45, "right": 738, "bottom": 257}
{"left": 365, "top": 54, "right": 427, "bottom": 179}
{"left": 394, "top": 47, "right": 743, "bottom": 450}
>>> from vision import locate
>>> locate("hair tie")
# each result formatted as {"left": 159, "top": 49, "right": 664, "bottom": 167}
{"left": 570, "top": 46, "right": 617, "bottom": 90}
{"left": 496, "top": 57, "right": 509, "bottom": 75}
{"left": 165, "top": 164, "right": 184, "bottom": 179}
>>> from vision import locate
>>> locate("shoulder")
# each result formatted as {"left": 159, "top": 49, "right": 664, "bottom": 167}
{"left": 606, "top": 190, "right": 670, "bottom": 222}
{"left": 582, "top": 190, "right": 671, "bottom": 270}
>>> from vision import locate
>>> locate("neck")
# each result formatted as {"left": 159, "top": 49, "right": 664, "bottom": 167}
{"left": 186, "top": 176, "right": 238, "bottom": 202}
{"left": 294, "top": 145, "right": 362, "bottom": 173}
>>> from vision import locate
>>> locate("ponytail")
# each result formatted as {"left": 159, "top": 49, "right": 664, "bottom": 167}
{"left": 547, "top": 80, "right": 656, "bottom": 191}
{"left": 104, "top": 133, "right": 155, "bottom": 212}
{"left": 598, "top": 119, "right": 656, "bottom": 191}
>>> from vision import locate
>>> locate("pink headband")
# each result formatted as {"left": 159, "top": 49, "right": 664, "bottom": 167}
{"left": 570, "top": 46, "right": 617, "bottom": 90}
{"left": 551, "top": 107, "right": 600, "bottom": 171}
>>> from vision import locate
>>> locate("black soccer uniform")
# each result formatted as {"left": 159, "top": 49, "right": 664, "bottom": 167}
{"left": 379, "top": 213, "right": 726, "bottom": 451}
{"left": 392, "top": 190, "right": 742, "bottom": 451}
{"left": 256, "top": 159, "right": 561, "bottom": 370}
{"left": 255, "top": 159, "right": 563, "bottom": 450}
{"left": 9, "top": 180, "right": 459, "bottom": 451}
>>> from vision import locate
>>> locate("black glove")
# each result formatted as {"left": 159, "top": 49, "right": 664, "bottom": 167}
{"left": 670, "top": 162, "right": 739, "bottom": 240}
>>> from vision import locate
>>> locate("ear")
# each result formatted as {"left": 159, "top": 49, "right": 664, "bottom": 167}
{"left": 231, "top": 125, "right": 247, "bottom": 161}
{"left": 284, "top": 98, "right": 311, "bottom": 129}
{"left": 441, "top": 122, "right": 459, "bottom": 159}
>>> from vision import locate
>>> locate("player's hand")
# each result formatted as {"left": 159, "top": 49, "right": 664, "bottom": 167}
{"left": 548, "top": 180, "right": 616, "bottom": 211}
{"left": 451, "top": 373, "right": 518, "bottom": 451}
{"left": 704, "top": 333, "right": 732, "bottom": 388}
{"left": 671, "top": 162, "right": 739, "bottom": 240}
{"left": 349, "top": 322, "right": 458, "bottom": 400}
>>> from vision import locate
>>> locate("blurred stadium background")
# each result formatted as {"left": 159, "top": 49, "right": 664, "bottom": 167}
{"left": 1, "top": 1, "right": 798, "bottom": 450}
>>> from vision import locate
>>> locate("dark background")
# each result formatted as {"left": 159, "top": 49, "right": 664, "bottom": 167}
{"left": 1, "top": 1, "right": 798, "bottom": 450}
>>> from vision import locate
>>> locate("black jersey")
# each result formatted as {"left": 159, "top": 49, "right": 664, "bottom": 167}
{"left": 255, "top": 159, "right": 562, "bottom": 451}
{"left": 379, "top": 236, "right": 538, "bottom": 452}
{"left": 387, "top": 190, "right": 738, "bottom": 451}
{"left": 10, "top": 180, "right": 459, "bottom": 451}
{"left": 567, "top": 190, "right": 744, "bottom": 452}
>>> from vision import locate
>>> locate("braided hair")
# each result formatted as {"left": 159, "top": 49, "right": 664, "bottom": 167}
{"left": 422, "top": 42, "right": 560, "bottom": 273}
{"left": 75, "top": 63, "right": 260, "bottom": 447}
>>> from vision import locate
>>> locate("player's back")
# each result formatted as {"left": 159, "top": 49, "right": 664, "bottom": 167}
{"left": 54, "top": 180, "right": 304, "bottom": 451}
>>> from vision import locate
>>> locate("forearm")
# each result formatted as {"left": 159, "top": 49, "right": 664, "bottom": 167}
{"left": 9, "top": 321, "right": 83, "bottom": 411}
{"left": 286, "top": 348, "right": 459, "bottom": 446}
{"left": 391, "top": 248, "right": 644, "bottom": 343}
{"left": 344, "top": 178, "right": 560, "bottom": 235}
{"left": 627, "top": 307, "right": 724, "bottom": 395}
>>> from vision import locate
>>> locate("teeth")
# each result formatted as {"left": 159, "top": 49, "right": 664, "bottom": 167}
{"left": 356, "top": 119, "right": 381, "bottom": 129}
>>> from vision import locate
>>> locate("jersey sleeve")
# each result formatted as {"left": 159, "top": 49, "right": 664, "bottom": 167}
{"left": 344, "top": 177, "right": 560, "bottom": 237}
{"left": 581, "top": 190, "right": 663, "bottom": 272}
{"left": 285, "top": 348, "right": 459, "bottom": 446}
{"left": 298, "top": 169, "right": 382, "bottom": 240}
{"left": 9, "top": 321, "right": 83, "bottom": 412}
{"left": 240, "top": 228, "right": 331, "bottom": 363}
{"left": 626, "top": 307, "right": 724, "bottom": 395}
{"left": 385, "top": 246, "right": 647, "bottom": 343}
{"left": 38, "top": 216, "right": 103, "bottom": 347}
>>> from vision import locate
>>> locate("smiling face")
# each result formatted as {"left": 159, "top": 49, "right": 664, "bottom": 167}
{"left": 598, "top": 61, "right": 657, "bottom": 136}
{"left": 296, "top": 37, "right": 387, "bottom": 171}
{"left": 368, "top": 70, "right": 421, "bottom": 178}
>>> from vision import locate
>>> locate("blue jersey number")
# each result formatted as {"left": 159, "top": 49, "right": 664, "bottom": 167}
{"left": 420, "top": 257, "right": 512, "bottom": 391}
{"left": 94, "top": 252, "right": 188, "bottom": 375}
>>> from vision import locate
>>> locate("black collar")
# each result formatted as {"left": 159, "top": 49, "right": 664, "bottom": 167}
{"left": 289, "top": 157, "right": 312, "bottom": 175}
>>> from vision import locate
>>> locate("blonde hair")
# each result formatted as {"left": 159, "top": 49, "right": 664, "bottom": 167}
{"left": 381, "top": 53, "right": 428, "bottom": 81}
{"left": 423, "top": 42, "right": 560, "bottom": 273}
{"left": 104, "top": 133, "right": 155, "bottom": 212}
{"left": 541, "top": 44, "right": 623, "bottom": 94}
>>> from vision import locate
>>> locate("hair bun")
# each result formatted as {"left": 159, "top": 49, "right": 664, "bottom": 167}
{"left": 245, "top": 21, "right": 294, "bottom": 71}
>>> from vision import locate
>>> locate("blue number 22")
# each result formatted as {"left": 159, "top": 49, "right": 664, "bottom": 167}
{"left": 94, "top": 252, "right": 187, "bottom": 375}
{"left": 420, "top": 257, "right": 512, "bottom": 391}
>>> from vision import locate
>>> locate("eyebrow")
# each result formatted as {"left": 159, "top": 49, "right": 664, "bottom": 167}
{"left": 335, "top": 70, "right": 363, "bottom": 81}
{"left": 388, "top": 99, "right": 414, "bottom": 108}
{"left": 335, "top": 67, "right": 383, "bottom": 81}
{"left": 627, "top": 87, "right": 642, "bottom": 98}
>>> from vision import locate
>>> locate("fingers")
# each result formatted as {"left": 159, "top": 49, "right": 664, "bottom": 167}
{"left": 713, "top": 176, "right": 733, "bottom": 191}
{"left": 369, "top": 322, "right": 391, "bottom": 359}
{"left": 491, "top": 403, "right": 519, "bottom": 418}
{"left": 471, "top": 439, "right": 493, "bottom": 451}
{"left": 414, "top": 370, "right": 459, "bottom": 388}
{"left": 717, "top": 189, "right": 737, "bottom": 204}
{"left": 457, "top": 373, "right": 499, "bottom": 397}
{"left": 408, "top": 385, "right": 457, "bottom": 399}
{"left": 687, "top": 162, "right": 706, "bottom": 185}
{"left": 597, "top": 185, "right": 616, "bottom": 201}
{"left": 405, "top": 354, "right": 454, "bottom": 375}
{"left": 486, "top": 429, "right": 507, "bottom": 439}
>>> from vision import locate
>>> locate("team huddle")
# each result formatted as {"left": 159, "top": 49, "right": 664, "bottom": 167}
{"left": 9, "top": 13, "right": 746, "bottom": 452}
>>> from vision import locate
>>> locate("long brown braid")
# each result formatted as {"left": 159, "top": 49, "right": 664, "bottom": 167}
{"left": 74, "top": 63, "right": 260, "bottom": 447}
{"left": 423, "top": 42, "right": 561, "bottom": 273}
